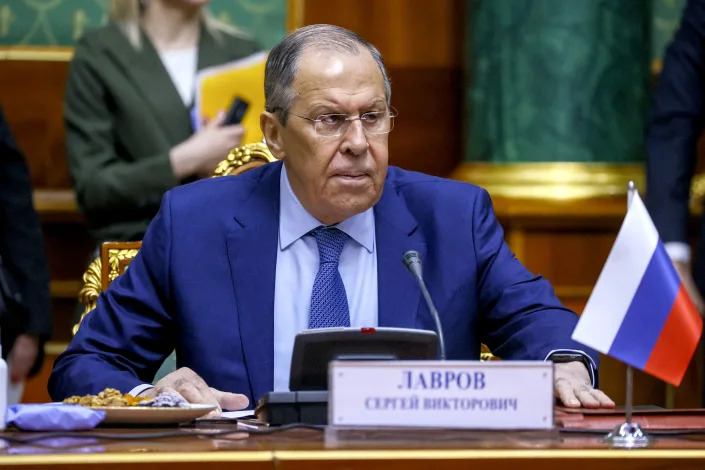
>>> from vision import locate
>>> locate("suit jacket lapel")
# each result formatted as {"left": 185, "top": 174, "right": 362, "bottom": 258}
{"left": 375, "top": 176, "right": 426, "bottom": 329}
{"left": 226, "top": 162, "right": 282, "bottom": 401}
{"left": 197, "top": 27, "right": 227, "bottom": 69}
{"left": 102, "top": 24, "right": 192, "bottom": 144}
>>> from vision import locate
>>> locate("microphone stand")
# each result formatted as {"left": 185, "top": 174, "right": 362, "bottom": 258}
{"left": 403, "top": 251, "right": 446, "bottom": 360}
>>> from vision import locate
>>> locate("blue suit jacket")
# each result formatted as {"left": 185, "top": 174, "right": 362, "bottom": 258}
{"left": 49, "top": 162, "right": 594, "bottom": 403}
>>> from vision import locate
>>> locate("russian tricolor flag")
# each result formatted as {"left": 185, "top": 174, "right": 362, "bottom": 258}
{"left": 572, "top": 193, "right": 702, "bottom": 386}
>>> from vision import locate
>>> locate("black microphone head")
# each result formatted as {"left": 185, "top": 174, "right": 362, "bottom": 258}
{"left": 402, "top": 250, "right": 423, "bottom": 278}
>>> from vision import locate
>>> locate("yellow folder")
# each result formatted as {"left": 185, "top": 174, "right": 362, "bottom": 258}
{"left": 195, "top": 51, "right": 268, "bottom": 144}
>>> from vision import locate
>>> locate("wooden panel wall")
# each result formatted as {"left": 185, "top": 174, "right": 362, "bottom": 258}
{"left": 303, "top": 0, "right": 466, "bottom": 176}
{"left": 0, "top": 60, "right": 72, "bottom": 188}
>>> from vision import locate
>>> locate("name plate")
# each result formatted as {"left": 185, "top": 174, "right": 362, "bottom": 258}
{"left": 329, "top": 360, "right": 554, "bottom": 429}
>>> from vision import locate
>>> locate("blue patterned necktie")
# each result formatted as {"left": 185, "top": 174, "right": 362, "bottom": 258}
{"left": 308, "top": 227, "right": 351, "bottom": 329}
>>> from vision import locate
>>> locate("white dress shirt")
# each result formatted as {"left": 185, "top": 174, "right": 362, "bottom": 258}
{"left": 273, "top": 164, "right": 378, "bottom": 390}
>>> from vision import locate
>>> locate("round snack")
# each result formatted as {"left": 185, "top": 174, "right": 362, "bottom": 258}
{"left": 63, "top": 388, "right": 129, "bottom": 407}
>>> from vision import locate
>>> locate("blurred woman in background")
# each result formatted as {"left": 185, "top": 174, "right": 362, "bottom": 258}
{"left": 0, "top": 105, "right": 51, "bottom": 403}
{"left": 65, "top": 0, "right": 261, "bottom": 243}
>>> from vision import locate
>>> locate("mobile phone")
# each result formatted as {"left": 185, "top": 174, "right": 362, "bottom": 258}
{"left": 223, "top": 97, "right": 249, "bottom": 125}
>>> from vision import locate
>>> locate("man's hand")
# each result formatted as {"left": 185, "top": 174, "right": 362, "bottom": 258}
{"left": 673, "top": 261, "right": 705, "bottom": 315}
{"left": 7, "top": 334, "right": 39, "bottom": 384}
{"left": 140, "top": 367, "right": 249, "bottom": 417}
{"left": 554, "top": 361, "right": 615, "bottom": 408}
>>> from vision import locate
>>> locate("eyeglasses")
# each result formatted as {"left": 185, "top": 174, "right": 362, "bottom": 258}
{"left": 287, "top": 108, "right": 397, "bottom": 137}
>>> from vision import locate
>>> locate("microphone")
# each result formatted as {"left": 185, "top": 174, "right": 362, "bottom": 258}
{"left": 402, "top": 251, "right": 446, "bottom": 360}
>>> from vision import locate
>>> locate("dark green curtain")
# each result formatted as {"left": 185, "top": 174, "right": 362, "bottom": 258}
{"left": 466, "top": 0, "right": 651, "bottom": 163}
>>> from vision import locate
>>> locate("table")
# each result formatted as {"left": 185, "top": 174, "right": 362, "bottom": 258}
{"left": 1, "top": 424, "right": 705, "bottom": 470}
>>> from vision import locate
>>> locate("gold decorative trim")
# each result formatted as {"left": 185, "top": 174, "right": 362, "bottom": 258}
{"left": 274, "top": 449, "right": 705, "bottom": 460}
{"left": 1, "top": 448, "right": 704, "bottom": 465}
{"left": 107, "top": 248, "right": 140, "bottom": 283}
{"left": 0, "top": 451, "right": 271, "bottom": 465}
{"left": 213, "top": 142, "right": 278, "bottom": 177}
{"left": 451, "top": 162, "right": 645, "bottom": 200}
{"left": 0, "top": 47, "right": 73, "bottom": 61}
{"left": 73, "top": 257, "right": 102, "bottom": 335}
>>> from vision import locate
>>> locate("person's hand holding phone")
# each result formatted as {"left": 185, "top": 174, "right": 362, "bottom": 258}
{"left": 223, "top": 97, "right": 249, "bottom": 126}
{"left": 169, "top": 110, "right": 245, "bottom": 179}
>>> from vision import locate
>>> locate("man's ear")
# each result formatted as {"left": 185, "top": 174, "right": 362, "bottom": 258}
{"left": 261, "top": 111, "right": 285, "bottom": 160}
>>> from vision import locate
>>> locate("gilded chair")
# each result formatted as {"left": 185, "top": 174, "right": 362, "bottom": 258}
{"left": 213, "top": 141, "right": 278, "bottom": 177}
{"left": 74, "top": 241, "right": 142, "bottom": 335}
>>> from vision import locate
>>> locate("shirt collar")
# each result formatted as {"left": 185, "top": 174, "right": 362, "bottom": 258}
{"left": 279, "top": 163, "right": 375, "bottom": 253}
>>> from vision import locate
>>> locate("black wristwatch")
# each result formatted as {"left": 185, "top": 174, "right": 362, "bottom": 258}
{"left": 549, "top": 352, "right": 597, "bottom": 388}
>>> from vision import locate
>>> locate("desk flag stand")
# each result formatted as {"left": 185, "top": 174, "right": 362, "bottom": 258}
{"left": 603, "top": 181, "right": 652, "bottom": 449}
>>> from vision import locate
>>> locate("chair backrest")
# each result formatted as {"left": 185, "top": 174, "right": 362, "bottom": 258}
{"left": 74, "top": 241, "right": 141, "bottom": 335}
{"left": 100, "top": 241, "right": 142, "bottom": 288}
{"left": 213, "top": 142, "right": 277, "bottom": 177}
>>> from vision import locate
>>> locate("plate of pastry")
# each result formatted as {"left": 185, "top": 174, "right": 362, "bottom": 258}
{"left": 63, "top": 388, "right": 217, "bottom": 424}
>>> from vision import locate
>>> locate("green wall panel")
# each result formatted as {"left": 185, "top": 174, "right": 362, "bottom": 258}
{"left": 466, "top": 0, "right": 651, "bottom": 164}
{"left": 0, "top": 0, "right": 286, "bottom": 49}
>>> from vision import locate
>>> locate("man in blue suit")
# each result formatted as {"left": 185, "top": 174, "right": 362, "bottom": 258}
{"left": 50, "top": 25, "right": 614, "bottom": 414}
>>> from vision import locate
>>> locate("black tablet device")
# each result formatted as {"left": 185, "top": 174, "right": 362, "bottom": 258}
{"left": 288, "top": 327, "right": 438, "bottom": 391}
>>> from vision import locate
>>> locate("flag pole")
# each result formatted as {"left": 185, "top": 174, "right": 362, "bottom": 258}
{"left": 603, "top": 181, "right": 652, "bottom": 448}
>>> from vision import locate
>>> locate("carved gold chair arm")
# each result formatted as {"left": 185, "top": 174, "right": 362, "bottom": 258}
{"left": 73, "top": 257, "right": 102, "bottom": 335}
{"left": 73, "top": 241, "right": 142, "bottom": 335}
{"left": 106, "top": 248, "right": 140, "bottom": 285}
{"left": 213, "top": 142, "right": 278, "bottom": 177}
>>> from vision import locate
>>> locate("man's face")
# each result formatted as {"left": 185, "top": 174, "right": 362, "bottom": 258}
{"left": 269, "top": 48, "right": 389, "bottom": 225}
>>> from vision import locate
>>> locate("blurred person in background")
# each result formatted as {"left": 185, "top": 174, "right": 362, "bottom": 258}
{"left": 646, "top": 0, "right": 705, "bottom": 403}
{"left": 0, "top": 105, "right": 52, "bottom": 403}
{"left": 65, "top": 0, "right": 261, "bottom": 244}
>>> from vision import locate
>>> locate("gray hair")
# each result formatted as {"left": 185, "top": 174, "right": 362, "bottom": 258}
{"left": 265, "top": 24, "right": 391, "bottom": 125}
